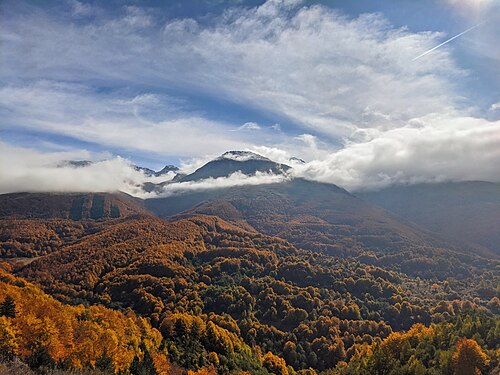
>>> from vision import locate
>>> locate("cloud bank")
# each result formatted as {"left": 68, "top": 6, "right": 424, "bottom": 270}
{"left": 287, "top": 115, "right": 500, "bottom": 191}
{"left": 0, "top": 143, "right": 150, "bottom": 196}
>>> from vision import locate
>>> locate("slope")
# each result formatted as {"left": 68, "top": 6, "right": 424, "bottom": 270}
{"left": 0, "top": 192, "right": 152, "bottom": 258}
{"left": 0, "top": 191, "right": 149, "bottom": 220}
{"left": 0, "top": 268, "right": 172, "bottom": 373}
{"left": 179, "top": 151, "right": 290, "bottom": 182}
{"left": 146, "top": 179, "right": 495, "bottom": 278}
{"left": 11, "top": 211, "right": 498, "bottom": 373}
{"left": 358, "top": 181, "right": 500, "bottom": 255}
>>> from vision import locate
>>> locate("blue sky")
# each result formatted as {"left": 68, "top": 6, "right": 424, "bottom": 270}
{"left": 1, "top": 0, "right": 499, "bottom": 192}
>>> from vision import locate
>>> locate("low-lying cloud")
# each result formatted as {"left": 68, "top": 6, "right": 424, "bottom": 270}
{"left": 150, "top": 171, "right": 290, "bottom": 198}
{"left": 0, "top": 143, "right": 149, "bottom": 196}
{"left": 289, "top": 115, "right": 500, "bottom": 191}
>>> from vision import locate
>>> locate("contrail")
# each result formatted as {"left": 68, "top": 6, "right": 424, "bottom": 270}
{"left": 413, "top": 22, "right": 485, "bottom": 61}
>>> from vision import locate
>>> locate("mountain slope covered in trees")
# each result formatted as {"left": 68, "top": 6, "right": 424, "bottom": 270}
{"left": 0, "top": 197, "right": 495, "bottom": 373}
{"left": 147, "top": 179, "right": 497, "bottom": 279}
{"left": 0, "top": 164, "right": 498, "bottom": 374}
{"left": 0, "top": 267, "right": 176, "bottom": 374}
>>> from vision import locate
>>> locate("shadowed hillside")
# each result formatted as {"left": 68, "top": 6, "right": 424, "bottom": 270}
{"left": 146, "top": 179, "right": 496, "bottom": 278}
{"left": 358, "top": 181, "right": 500, "bottom": 255}
{"left": 0, "top": 192, "right": 152, "bottom": 258}
{"left": 0, "top": 192, "right": 149, "bottom": 220}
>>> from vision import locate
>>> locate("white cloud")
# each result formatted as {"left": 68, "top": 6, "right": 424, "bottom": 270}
{"left": 237, "top": 122, "right": 262, "bottom": 131}
{"left": 445, "top": 0, "right": 496, "bottom": 17}
{"left": 0, "top": 143, "right": 151, "bottom": 196}
{"left": 295, "top": 134, "right": 319, "bottom": 149}
{"left": 69, "top": 0, "right": 95, "bottom": 17}
{"left": 152, "top": 171, "right": 290, "bottom": 198}
{"left": 490, "top": 102, "right": 500, "bottom": 111}
{"left": 0, "top": 81, "right": 255, "bottom": 157}
{"left": 1, "top": 1, "right": 468, "bottom": 140}
{"left": 291, "top": 115, "right": 500, "bottom": 190}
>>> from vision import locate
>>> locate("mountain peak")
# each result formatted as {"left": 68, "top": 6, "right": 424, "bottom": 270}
{"left": 156, "top": 164, "right": 179, "bottom": 176}
{"left": 177, "top": 151, "right": 289, "bottom": 182}
{"left": 289, "top": 157, "right": 305, "bottom": 164}
{"left": 218, "top": 151, "right": 270, "bottom": 162}
{"left": 59, "top": 160, "right": 94, "bottom": 168}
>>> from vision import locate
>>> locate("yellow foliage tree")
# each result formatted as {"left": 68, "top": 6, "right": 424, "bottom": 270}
{"left": 0, "top": 270, "right": 170, "bottom": 372}
{"left": 0, "top": 316, "right": 18, "bottom": 359}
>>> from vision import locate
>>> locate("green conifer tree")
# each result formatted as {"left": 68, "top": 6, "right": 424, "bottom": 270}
{"left": 0, "top": 295, "right": 16, "bottom": 318}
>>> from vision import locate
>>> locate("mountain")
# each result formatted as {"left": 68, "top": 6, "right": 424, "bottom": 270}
{"left": 60, "top": 159, "right": 179, "bottom": 179}
{"left": 135, "top": 164, "right": 179, "bottom": 177}
{"left": 1, "top": 152, "right": 499, "bottom": 374}
{"left": 1, "top": 178, "right": 498, "bottom": 373}
{"left": 155, "top": 164, "right": 179, "bottom": 176}
{"left": 58, "top": 160, "right": 93, "bottom": 168}
{"left": 178, "top": 151, "right": 290, "bottom": 182}
{"left": 145, "top": 178, "right": 496, "bottom": 278}
{"left": 358, "top": 181, "right": 500, "bottom": 255}
{"left": 0, "top": 192, "right": 152, "bottom": 258}
{"left": 0, "top": 192, "right": 149, "bottom": 220}
{"left": 289, "top": 156, "right": 305, "bottom": 164}
{"left": 9, "top": 206, "right": 499, "bottom": 373}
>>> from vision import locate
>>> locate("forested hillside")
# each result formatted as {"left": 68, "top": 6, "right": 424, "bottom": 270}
{"left": 0, "top": 267, "right": 176, "bottom": 374}
{"left": 1, "top": 202, "right": 496, "bottom": 374}
{"left": 150, "top": 179, "right": 497, "bottom": 279}
{"left": 0, "top": 192, "right": 148, "bottom": 221}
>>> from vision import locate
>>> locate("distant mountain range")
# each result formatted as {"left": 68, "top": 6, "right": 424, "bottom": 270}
{"left": 61, "top": 159, "right": 179, "bottom": 178}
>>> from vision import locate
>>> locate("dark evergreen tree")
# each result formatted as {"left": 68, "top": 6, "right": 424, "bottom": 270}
{"left": 130, "top": 344, "right": 157, "bottom": 375}
{"left": 0, "top": 295, "right": 16, "bottom": 318}
{"left": 27, "top": 345, "right": 55, "bottom": 371}
{"left": 96, "top": 351, "right": 115, "bottom": 373}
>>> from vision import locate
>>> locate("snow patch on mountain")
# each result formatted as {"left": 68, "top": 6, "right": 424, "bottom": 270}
{"left": 218, "top": 151, "right": 271, "bottom": 162}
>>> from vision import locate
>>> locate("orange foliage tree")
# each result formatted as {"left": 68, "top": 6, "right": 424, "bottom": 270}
{"left": 453, "top": 338, "right": 489, "bottom": 375}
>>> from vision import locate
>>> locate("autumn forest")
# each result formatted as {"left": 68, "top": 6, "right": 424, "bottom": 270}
{"left": 0, "top": 188, "right": 498, "bottom": 374}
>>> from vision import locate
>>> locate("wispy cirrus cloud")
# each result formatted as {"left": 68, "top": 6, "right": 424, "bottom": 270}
{"left": 0, "top": 81, "right": 259, "bottom": 157}
{"left": 1, "top": 0, "right": 468, "bottom": 139}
